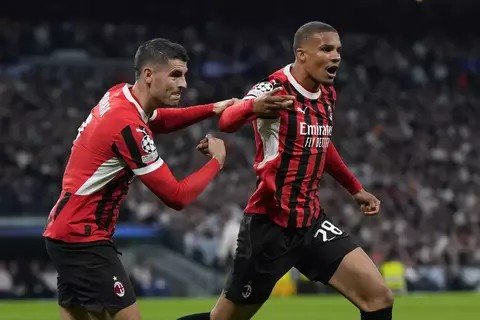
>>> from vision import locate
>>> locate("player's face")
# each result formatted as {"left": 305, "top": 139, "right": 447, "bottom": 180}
{"left": 301, "top": 31, "right": 341, "bottom": 85}
{"left": 150, "top": 59, "right": 188, "bottom": 106}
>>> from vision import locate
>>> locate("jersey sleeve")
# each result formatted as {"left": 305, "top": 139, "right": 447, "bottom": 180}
{"left": 112, "top": 119, "right": 221, "bottom": 210}
{"left": 243, "top": 80, "right": 277, "bottom": 100}
{"left": 112, "top": 123, "right": 164, "bottom": 175}
{"left": 325, "top": 142, "right": 363, "bottom": 195}
{"left": 219, "top": 79, "right": 283, "bottom": 132}
{"left": 148, "top": 104, "right": 215, "bottom": 134}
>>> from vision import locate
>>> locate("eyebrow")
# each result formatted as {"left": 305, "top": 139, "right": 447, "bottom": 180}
{"left": 169, "top": 68, "right": 187, "bottom": 76}
{"left": 320, "top": 44, "right": 342, "bottom": 50}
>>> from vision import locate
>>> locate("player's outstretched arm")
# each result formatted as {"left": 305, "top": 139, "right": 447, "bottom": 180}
{"left": 139, "top": 136, "right": 226, "bottom": 210}
{"left": 324, "top": 142, "right": 363, "bottom": 194}
{"left": 218, "top": 88, "right": 294, "bottom": 132}
{"left": 325, "top": 142, "right": 380, "bottom": 215}
{"left": 149, "top": 99, "right": 235, "bottom": 134}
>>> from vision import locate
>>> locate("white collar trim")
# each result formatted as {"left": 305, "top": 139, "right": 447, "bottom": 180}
{"left": 283, "top": 64, "right": 321, "bottom": 100}
{"left": 122, "top": 84, "right": 150, "bottom": 123}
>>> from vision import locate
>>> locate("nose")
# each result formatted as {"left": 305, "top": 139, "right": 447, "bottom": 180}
{"left": 331, "top": 52, "right": 341, "bottom": 63}
{"left": 179, "top": 76, "right": 187, "bottom": 90}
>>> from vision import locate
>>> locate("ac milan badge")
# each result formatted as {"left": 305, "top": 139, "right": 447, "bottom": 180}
{"left": 114, "top": 281, "right": 125, "bottom": 297}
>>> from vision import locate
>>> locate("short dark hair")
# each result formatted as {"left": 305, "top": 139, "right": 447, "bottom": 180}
{"left": 293, "top": 21, "right": 337, "bottom": 53}
{"left": 134, "top": 38, "right": 189, "bottom": 79}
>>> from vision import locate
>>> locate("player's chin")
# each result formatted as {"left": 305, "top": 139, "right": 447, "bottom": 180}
{"left": 164, "top": 98, "right": 180, "bottom": 107}
{"left": 319, "top": 75, "right": 335, "bottom": 85}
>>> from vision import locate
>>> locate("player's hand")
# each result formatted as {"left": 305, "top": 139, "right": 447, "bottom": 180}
{"left": 253, "top": 87, "right": 295, "bottom": 118}
{"left": 213, "top": 98, "right": 239, "bottom": 116}
{"left": 196, "top": 137, "right": 210, "bottom": 155}
{"left": 196, "top": 134, "right": 226, "bottom": 169}
{"left": 352, "top": 189, "right": 381, "bottom": 216}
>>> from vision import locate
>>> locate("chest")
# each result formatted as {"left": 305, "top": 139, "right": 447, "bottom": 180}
{"left": 278, "top": 99, "right": 335, "bottom": 153}
{"left": 282, "top": 99, "right": 334, "bottom": 135}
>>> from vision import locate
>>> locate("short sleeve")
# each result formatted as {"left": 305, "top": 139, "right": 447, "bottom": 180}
{"left": 113, "top": 124, "right": 164, "bottom": 175}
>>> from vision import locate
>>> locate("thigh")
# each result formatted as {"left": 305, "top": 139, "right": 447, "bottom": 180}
{"left": 328, "top": 247, "right": 389, "bottom": 309}
{"left": 210, "top": 291, "right": 263, "bottom": 320}
{"left": 60, "top": 306, "right": 90, "bottom": 320}
{"left": 111, "top": 302, "right": 141, "bottom": 320}
{"left": 46, "top": 239, "right": 136, "bottom": 314}
{"left": 60, "top": 305, "right": 111, "bottom": 320}
{"left": 223, "top": 214, "right": 296, "bottom": 305}
{"left": 295, "top": 216, "right": 358, "bottom": 284}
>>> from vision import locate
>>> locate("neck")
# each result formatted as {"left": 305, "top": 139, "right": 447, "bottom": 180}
{"left": 290, "top": 62, "right": 320, "bottom": 92}
{"left": 131, "top": 82, "right": 156, "bottom": 116}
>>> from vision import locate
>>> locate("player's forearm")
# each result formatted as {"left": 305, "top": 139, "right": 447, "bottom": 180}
{"left": 218, "top": 99, "right": 255, "bottom": 132}
{"left": 149, "top": 104, "right": 215, "bottom": 134}
{"left": 139, "top": 159, "right": 221, "bottom": 210}
{"left": 325, "top": 142, "right": 363, "bottom": 195}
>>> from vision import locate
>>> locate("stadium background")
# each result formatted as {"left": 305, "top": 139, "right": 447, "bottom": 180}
{"left": 0, "top": 0, "right": 479, "bottom": 318}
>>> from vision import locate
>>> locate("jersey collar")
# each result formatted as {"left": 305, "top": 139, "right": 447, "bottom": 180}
{"left": 122, "top": 84, "right": 150, "bottom": 123}
{"left": 283, "top": 64, "right": 321, "bottom": 100}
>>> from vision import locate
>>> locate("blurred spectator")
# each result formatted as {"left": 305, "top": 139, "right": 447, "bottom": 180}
{"left": 0, "top": 261, "right": 14, "bottom": 298}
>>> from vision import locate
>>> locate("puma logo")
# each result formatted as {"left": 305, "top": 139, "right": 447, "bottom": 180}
{"left": 297, "top": 106, "right": 308, "bottom": 114}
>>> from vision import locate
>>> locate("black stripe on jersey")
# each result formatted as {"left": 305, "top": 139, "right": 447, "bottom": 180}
{"left": 120, "top": 126, "right": 146, "bottom": 168}
{"left": 274, "top": 82, "right": 297, "bottom": 224}
{"left": 302, "top": 99, "right": 323, "bottom": 227}
{"left": 53, "top": 192, "right": 72, "bottom": 219}
{"left": 311, "top": 91, "right": 332, "bottom": 219}
{"left": 103, "top": 172, "right": 132, "bottom": 230}
{"left": 94, "top": 172, "right": 132, "bottom": 230}
{"left": 287, "top": 93, "right": 312, "bottom": 228}
{"left": 112, "top": 142, "right": 122, "bottom": 159}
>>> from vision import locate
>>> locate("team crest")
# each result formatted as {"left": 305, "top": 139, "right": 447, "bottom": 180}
{"left": 242, "top": 283, "right": 252, "bottom": 299}
{"left": 113, "top": 277, "right": 125, "bottom": 297}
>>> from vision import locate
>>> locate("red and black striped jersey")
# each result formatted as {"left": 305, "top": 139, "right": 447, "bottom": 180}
{"left": 244, "top": 65, "right": 338, "bottom": 228}
{"left": 43, "top": 83, "right": 165, "bottom": 243}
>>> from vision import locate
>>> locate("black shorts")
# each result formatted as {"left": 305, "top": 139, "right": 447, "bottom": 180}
{"left": 224, "top": 212, "right": 359, "bottom": 304}
{"left": 45, "top": 238, "right": 136, "bottom": 314}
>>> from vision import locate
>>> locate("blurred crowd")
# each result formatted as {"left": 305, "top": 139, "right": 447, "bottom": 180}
{"left": 1, "top": 20, "right": 479, "bottom": 277}
{"left": 0, "top": 258, "right": 169, "bottom": 298}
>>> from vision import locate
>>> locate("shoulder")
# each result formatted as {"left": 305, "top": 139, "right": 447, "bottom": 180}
{"left": 321, "top": 84, "right": 337, "bottom": 102}
{"left": 243, "top": 68, "right": 289, "bottom": 100}
{"left": 93, "top": 100, "right": 145, "bottom": 139}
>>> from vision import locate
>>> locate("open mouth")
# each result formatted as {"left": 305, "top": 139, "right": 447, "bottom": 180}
{"left": 326, "top": 65, "right": 339, "bottom": 77}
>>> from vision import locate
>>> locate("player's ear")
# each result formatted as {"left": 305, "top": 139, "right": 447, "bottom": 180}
{"left": 143, "top": 67, "right": 154, "bottom": 84}
{"left": 296, "top": 48, "right": 306, "bottom": 63}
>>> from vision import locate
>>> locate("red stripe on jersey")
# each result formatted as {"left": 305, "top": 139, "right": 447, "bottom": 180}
{"left": 244, "top": 66, "right": 339, "bottom": 228}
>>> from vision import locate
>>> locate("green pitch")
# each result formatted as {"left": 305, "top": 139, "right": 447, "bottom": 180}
{"left": 0, "top": 293, "right": 478, "bottom": 320}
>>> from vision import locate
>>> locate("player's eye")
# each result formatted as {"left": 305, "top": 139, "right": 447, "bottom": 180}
{"left": 169, "top": 70, "right": 184, "bottom": 78}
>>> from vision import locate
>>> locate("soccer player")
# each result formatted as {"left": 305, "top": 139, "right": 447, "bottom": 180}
{"left": 43, "top": 38, "right": 234, "bottom": 320}
{"left": 179, "top": 22, "right": 394, "bottom": 320}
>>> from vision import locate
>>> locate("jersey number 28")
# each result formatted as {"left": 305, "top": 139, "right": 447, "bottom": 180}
{"left": 314, "top": 220, "right": 343, "bottom": 242}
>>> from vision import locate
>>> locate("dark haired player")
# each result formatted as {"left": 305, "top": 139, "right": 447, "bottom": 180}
{"left": 180, "top": 22, "right": 394, "bottom": 320}
{"left": 43, "top": 38, "right": 234, "bottom": 320}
